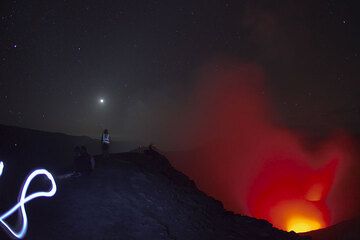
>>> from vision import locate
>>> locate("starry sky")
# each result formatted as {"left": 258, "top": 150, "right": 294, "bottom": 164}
{"left": 1, "top": 0, "right": 360, "bottom": 145}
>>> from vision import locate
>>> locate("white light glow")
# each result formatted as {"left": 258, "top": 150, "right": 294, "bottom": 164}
{"left": 0, "top": 162, "right": 3, "bottom": 176}
{"left": 0, "top": 162, "right": 57, "bottom": 239}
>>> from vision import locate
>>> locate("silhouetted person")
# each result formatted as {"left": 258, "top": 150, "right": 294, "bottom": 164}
{"left": 144, "top": 144, "right": 160, "bottom": 159}
{"left": 73, "top": 146, "right": 82, "bottom": 173}
{"left": 57, "top": 145, "right": 92, "bottom": 180}
{"left": 101, "top": 129, "right": 110, "bottom": 163}
{"left": 77, "top": 146, "right": 93, "bottom": 174}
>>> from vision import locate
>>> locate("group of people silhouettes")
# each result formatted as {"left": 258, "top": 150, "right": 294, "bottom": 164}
{"left": 72, "top": 129, "right": 110, "bottom": 176}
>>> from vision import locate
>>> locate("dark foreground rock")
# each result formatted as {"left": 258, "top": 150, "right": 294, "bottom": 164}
{"left": 22, "top": 151, "right": 306, "bottom": 240}
{"left": 302, "top": 218, "right": 360, "bottom": 240}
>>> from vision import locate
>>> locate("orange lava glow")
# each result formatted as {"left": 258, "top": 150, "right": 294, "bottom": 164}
{"left": 269, "top": 200, "right": 325, "bottom": 233}
{"left": 247, "top": 159, "right": 338, "bottom": 232}
{"left": 287, "top": 216, "right": 322, "bottom": 233}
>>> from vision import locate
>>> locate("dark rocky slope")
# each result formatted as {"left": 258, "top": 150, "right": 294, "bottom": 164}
{"left": 23, "top": 151, "right": 305, "bottom": 240}
{"left": 0, "top": 124, "right": 305, "bottom": 239}
{"left": 0, "top": 124, "right": 137, "bottom": 206}
{"left": 303, "top": 218, "right": 360, "bottom": 240}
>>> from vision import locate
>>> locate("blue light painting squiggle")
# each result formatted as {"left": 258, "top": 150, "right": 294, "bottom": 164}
{"left": 0, "top": 161, "right": 3, "bottom": 177}
{"left": 0, "top": 161, "right": 57, "bottom": 239}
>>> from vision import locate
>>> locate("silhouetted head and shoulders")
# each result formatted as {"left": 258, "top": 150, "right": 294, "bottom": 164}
{"left": 73, "top": 146, "right": 92, "bottom": 173}
{"left": 74, "top": 146, "right": 81, "bottom": 158}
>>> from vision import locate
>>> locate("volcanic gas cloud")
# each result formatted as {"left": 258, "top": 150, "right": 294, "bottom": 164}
{"left": 170, "top": 61, "right": 360, "bottom": 233}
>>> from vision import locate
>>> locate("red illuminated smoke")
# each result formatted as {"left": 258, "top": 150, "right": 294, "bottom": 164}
{"left": 170, "top": 61, "right": 359, "bottom": 231}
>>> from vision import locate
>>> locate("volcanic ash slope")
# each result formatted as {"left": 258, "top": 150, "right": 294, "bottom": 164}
{"left": 28, "top": 151, "right": 306, "bottom": 240}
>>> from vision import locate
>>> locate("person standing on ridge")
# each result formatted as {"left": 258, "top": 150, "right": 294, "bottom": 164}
{"left": 101, "top": 129, "right": 110, "bottom": 163}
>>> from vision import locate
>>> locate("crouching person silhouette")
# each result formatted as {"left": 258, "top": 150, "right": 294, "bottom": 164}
{"left": 77, "top": 146, "right": 93, "bottom": 175}
{"left": 57, "top": 145, "right": 93, "bottom": 180}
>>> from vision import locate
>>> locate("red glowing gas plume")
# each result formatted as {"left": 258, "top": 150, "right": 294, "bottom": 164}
{"left": 169, "top": 61, "right": 360, "bottom": 232}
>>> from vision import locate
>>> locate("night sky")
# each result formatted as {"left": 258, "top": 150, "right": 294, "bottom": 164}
{"left": 1, "top": 0, "right": 360, "bottom": 146}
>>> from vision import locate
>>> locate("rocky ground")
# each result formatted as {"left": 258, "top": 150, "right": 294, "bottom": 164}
{"left": 303, "top": 218, "right": 360, "bottom": 240}
{"left": 19, "top": 151, "right": 306, "bottom": 240}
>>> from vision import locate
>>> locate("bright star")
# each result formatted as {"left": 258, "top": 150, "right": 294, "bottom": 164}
{"left": 99, "top": 98, "right": 105, "bottom": 104}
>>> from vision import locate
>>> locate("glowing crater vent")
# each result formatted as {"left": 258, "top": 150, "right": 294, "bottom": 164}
{"left": 287, "top": 216, "right": 322, "bottom": 233}
{"left": 269, "top": 199, "right": 326, "bottom": 233}
{"left": 247, "top": 159, "right": 338, "bottom": 233}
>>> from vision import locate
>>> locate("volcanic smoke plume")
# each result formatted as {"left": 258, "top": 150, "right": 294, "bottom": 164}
{"left": 170, "top": 61, "right": 360, "bottom": 233}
